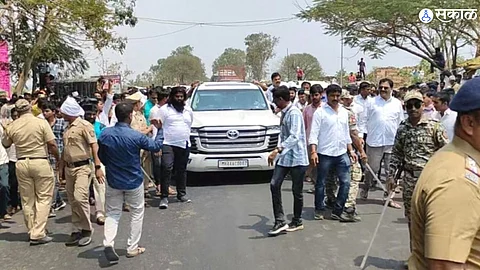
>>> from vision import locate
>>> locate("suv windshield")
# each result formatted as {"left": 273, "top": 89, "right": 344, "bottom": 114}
{"left": 191, "top": 89, "right": 269, "bottom": 111}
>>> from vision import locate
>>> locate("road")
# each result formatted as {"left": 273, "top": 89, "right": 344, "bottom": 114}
{"left": 0, "top": 172, "right": 409, "bottom": 270}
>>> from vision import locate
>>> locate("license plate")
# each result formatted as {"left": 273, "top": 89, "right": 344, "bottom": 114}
{"left": 218, "top": 159, "right": 249, "bottom": 168}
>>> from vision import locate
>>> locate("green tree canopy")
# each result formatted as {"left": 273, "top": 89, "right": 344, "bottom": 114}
{"left": 279, "top": 53, "right": 324, "bottom": 81}
{"left": 212, "top": 48, "right": 246, "bottom": 75}
{"left": 245, "top": 33, "right": 279, "bottom": 80}
{"left": 298, "top": 0, "right": 478, "bottom": 72}
{"left": 3, "top": 0, "right": 137, "bottom": 94}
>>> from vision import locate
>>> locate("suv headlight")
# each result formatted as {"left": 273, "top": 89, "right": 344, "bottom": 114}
{"left": 266, "top": 125, "right": 280, "bottom": 133}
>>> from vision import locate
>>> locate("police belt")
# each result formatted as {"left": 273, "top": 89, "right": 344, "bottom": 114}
{"left": 65, "top": 159, "right": 90, "bottom": 168}
{"left": 17, "top": 157, "right": 47, "bottom": 161}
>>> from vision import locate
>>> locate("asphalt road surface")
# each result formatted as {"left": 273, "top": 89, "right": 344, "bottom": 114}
{"left": 0, "top": 172, "right": 409, "bottom": 270}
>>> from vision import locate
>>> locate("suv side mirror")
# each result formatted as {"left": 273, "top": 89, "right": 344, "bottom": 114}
{"left": 270, "top": 104, "right": 275, "bottom": 113}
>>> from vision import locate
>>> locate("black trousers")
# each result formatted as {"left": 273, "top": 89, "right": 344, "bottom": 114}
{"left": 8, "top": 161, "right": 19, "bottom": 209}
{"left": 151, "top": 152, "right": 162, "bottom": 186}
{"left": 270, "top": 164, "right": 308, "bottom": 223}
{"left": 161, "top": 144, "right": 189, "bottom": 199}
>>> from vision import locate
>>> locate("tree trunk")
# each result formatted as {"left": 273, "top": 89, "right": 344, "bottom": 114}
{"left": 14, "top": 9, "right": 52, "bottom": 95}
{"left": 476, "top": 41, "right": 480, "bottom": 57}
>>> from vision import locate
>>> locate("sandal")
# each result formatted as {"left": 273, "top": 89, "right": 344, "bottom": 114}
{"left": 387, "top": 200, "right": 402, "bottom": 209}
{"left": 126, "top": 247, "right": 146, "bottom": 258}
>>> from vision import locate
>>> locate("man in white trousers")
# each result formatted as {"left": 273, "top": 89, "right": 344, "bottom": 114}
{"left": 98, "top": 102, "right": 163, "bottom": 262}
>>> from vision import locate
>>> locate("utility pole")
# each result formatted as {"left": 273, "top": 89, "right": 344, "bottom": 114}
{"left": 340, "top": 31, "right": 344, "bottom": 86}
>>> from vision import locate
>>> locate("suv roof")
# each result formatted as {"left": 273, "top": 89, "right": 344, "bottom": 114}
{"left": 197, "top": 82, "right": 260, "bottom": 91}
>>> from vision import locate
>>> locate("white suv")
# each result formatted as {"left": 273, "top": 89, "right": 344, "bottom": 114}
{"left": 187, "top": 82, "right": 280, "bottom": 172}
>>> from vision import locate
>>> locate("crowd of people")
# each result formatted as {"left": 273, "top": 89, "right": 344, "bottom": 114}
{"left": 0, "top": 70, "right": 479, "bottom": 269}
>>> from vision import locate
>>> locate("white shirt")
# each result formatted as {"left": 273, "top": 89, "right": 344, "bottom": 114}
{"left": 365, "top": 96, "right": 404, "bottom": 147}
{"left": 432, "top": 108, "right": 457, "bottom": 141}
{"left": 98, "top": 93, "right": 117, "bottom": 127}
{"left": 149, "top": 105, "right": 161, "bottom": 138}
{"left": 7, "top": 144, "right": 16, "bottom": 162}
{"left": 353, "top": 95, "right": 371, "bottom": 136}
{"left": 293, "top": 100, "right": 307, "bottom": 112}
{"left": 0, "top": 126, "right": 9, "bottom": 164}
{"left": 158, "top": 104, "right": 193, "bottom": 149}
{"left": 309, "top": 104, "right": 352, "bottom": 157}
{"left": 266, "top": 82, "right": 288, "bottom": 103}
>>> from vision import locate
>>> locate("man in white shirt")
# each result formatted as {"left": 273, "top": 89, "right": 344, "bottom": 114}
{"left": 0, "top": 124, "right": 9, "bottom": 222}
{"left": 157, "top": 87, "right": 193, "bottom": 209}
{"left": 431, "top": 91, "right": 457, "bottom": 141}
{"left": 353, "top": 82, "right": 372, "bottom": 141}
{"left": 309, "top": 84, "right": 358, "bottom": 222}
{"left": 362, "top": 78, "right": 404, "bottom": 200}
{"left": 294, "top": 89, "right": 308, "bottom": 112}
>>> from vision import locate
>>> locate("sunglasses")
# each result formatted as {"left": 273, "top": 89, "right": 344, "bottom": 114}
{"left": 406, "top": 101, "right": 423, "bottom": 110}
{"left": 378, "top": 86, "right": 389, "bottom": 90}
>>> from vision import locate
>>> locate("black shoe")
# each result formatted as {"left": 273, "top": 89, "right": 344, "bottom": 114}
{"left": 48, "top": 208, "right": 57, "bottom": 218}
{"left": 325, "top": 200, "right": 335, "bottom": 209}
{"left": 314, "top": 210, "right": 325, "bottom": 220}
{"left": 177, "top": 196, "right": 191, "bottom": 203}
{"left": 65, "top": 232, "right": 82, "bottom": 246}
{"left": 331, "top": 212, "right": 355, "bottom": 222}
{"left": 54, "top": 201, "right": 67, "bottom": 211}
{"left": 345, "top": 208, "right": 361, "bottom": 222}
{"left": 78, "top": 230, "right": 93, "bottom": 247}
{"left": 268, "top": 222, "right": 288, "bottom": 236}
{"left": 104, "top": 246, "right": 120, "bottom": 262}
{"left": 286, "top": 221, "right": 304, "bottom": 232}
{"left": 159, "top": 198, "right": 168, "bottom": 209}
{"left": 30, "top": 236, "right": 53, "bottom": 246}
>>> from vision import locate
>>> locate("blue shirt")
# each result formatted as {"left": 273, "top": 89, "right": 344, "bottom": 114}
{"left": 277, "top": 104, "right": 309, "bottom": 167}
{"left": 98, "top": 122, "right": 163, "bottom": 190}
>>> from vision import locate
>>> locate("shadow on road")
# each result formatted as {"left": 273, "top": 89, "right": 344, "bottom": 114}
{"left": 354, "top": 255, "right": 406, "bottom": 269}
{"left": 187, "top": 171, "right": 272, "bottom": 187}
{"left": 78, "top": 245, "right": 128, "bottom": 268}
{"left": 238, "top": 214, "right": 271, "bottom": 239}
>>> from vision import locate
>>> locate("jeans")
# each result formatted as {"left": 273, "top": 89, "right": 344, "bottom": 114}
{"left": 103, "top": 183, "right": 144, "bottom": 253}
{"left": 270, "top": 164, "right": 307, "bottom": 223}
{"left": 0, "top": 163, "right": 9, "bottom": 217}
{"left": 160, "top": 144, "right": 189, "bottom": 199}
{"left": 8, "top": 161, "right": 19, "bottom": 209}
{"left": 51, "top": 169, "right": 63, "bottom": 207}
{"left": 315, "top": 153, "right": 351, "bottom": 215}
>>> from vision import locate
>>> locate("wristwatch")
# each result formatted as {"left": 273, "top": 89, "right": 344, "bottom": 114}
{"left": 95, "top": 165, "right": 102, "bottom": 170}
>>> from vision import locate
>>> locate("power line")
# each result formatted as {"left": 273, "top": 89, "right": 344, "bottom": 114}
{"left": 127, "top": 25, "right": 198, "bottom": 40}
{"left": 137, "top": 16, "right": 296, "bottom": 26}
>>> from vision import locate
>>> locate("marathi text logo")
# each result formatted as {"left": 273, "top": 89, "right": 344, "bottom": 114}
{"left": 419, "top": 8, "right": 478, "bottom": 23}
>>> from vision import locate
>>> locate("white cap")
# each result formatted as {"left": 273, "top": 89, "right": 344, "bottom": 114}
{"left": 449, "top": 75, "right": 456, "bottom": 80}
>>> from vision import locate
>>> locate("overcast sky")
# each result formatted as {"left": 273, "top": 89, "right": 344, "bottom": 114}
{"left": 83, "top": 0, "right": 476, "bottom": 80}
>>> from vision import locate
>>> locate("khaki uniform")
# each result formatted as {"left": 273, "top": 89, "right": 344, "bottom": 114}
{"left": 63, "top": 117, "right": 96, "bottom": 232}
{"left": 131, "top": 111, "right": 152, "bottom": 189}
{"left": 409, "top": 137, "right": 480, "bottom": 269}
{"left": 2, "top": 114, "right": 55, "bottom": 240}
{"left": 325, "top": 107, "right": 362, "bottom": 210}
{"left": 389, "top": 117, "right": 448, "bottom": 219}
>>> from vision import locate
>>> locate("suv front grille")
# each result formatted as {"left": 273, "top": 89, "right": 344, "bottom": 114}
{"left": 190, "top": 126, "right": 279, "bottom": 154}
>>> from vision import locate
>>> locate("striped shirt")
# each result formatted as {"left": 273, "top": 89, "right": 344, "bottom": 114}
{"left": 48, "top": 118, "right": 66, "bottom": 168}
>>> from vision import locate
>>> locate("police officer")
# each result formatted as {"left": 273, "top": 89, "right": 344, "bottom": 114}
{"left": 388, "top": 91, "right": 448, "bottom": 265}
{"left": 409, "top": 77, "right": 480, "bottom": 269}
{"left": 1, "top": 99, "right": 60, "bottom": 245}
{"left": 60, "top": 97, "right": 104, "bottom": 247}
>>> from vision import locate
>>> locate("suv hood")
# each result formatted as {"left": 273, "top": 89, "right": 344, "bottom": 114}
{"left": 192, "top": 110, "right": 280, "bottom": 128}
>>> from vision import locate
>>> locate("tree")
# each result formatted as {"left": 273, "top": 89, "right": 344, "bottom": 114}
{"left": 335, "top": 68, "right": 348, "bottom": 84}
{"left": 244, "top": 33, "right": 279, "bottom": 80}
{"left": 297, "top": 0, "right": 477, "bottom": 72}
{"left": 97, "top": 59, "right": 134, "bottom": 87}
{"left": 3, "top": 0, "right": 137, "bottom": 94}
{"left": 212, "top": 48, "right": 246, "bottom": 75}
{"left": 146, "top": 45, "right": 207, "bottom": 85}
{"left": 279, "top": 53, "right": 324, "bottom": 81}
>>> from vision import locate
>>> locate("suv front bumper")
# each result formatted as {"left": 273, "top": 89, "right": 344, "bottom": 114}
{"left": 187, "top": 152, "right": 274, "bottom": 172}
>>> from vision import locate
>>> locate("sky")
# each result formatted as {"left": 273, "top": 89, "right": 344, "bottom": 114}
{"left": 83, "top": 0, "right": 476, "bottom": 81}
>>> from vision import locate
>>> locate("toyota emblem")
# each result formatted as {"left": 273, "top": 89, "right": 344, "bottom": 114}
{"left": 226, "top": 130, "right": 240, "bottom": 140}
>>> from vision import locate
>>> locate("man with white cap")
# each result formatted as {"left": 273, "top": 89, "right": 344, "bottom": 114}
{"left": 449, "top": 75, "right": 461, "bottom": 93}
{"left": 60, "top": 96, "right": 105, "bottom": 247}
{"left": 126, "top": 92, "right": 154, "bottom": 198}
